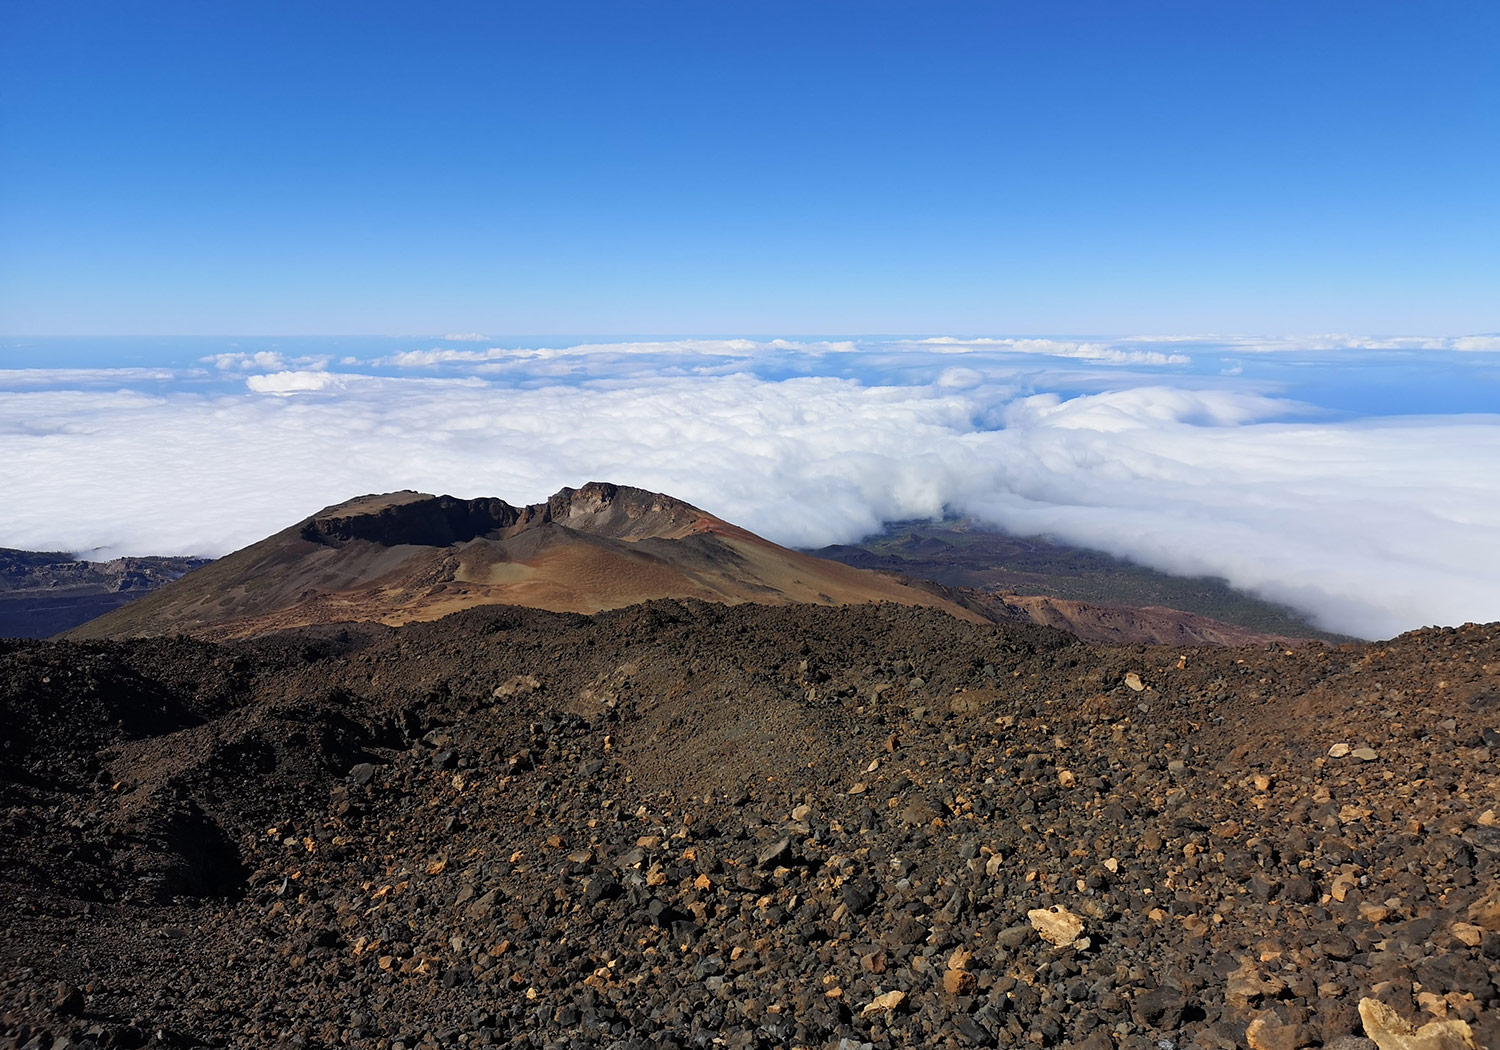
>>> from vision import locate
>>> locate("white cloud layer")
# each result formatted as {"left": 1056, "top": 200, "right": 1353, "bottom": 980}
{"left": 373, "top": 338, "right": 862, "bottom": 371}
{"left": 1, "top": 335, "right": 1498, "bottom": 640}
{"left": 1117, "top": 333, "right": 1500, "bottom": 354}
{"left": 913, "top": 337, "right": 1191, "bottom": 365}
{"left": 243, "top": 370, "right": 348, "bottom": 395}
{"left": 202, "top": 351, "right": 334, "bottom": 372}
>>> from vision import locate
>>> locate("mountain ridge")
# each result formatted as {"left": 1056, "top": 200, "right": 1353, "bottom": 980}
{"left": 65, "top": 483, "right": 996, "bottom": 640}
{"left": 60, "top": 483, "right": 1316, "bottom": 646}
{"left": 0, "top": 548, "right": 211, "bottom": 639}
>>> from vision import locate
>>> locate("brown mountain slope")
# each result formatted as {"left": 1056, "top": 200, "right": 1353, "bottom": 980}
{"left": 950, "top": 590, "right": 1306, "bottom": 646}
{"left": 66, "top": 483, "right": 990, "bottom": 640}
{"left": 812, "top": 520, "right": 1341, "bottom": 641}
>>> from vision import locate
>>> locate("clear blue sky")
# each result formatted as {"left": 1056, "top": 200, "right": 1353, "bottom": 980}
{"left": 2, "top": 1, "right": 1496, "bottom": 336}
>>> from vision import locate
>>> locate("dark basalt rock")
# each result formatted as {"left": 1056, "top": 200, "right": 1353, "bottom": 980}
{"left": 302, "top": 494, "right": 527, "bottom": 548}
{"left": 1, "top": 606, "right": 1496, "bottom": 1050}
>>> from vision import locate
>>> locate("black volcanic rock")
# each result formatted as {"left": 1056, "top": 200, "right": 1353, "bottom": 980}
{"left": 301, "top": 482, "right": 711, "bottom": 549}
{"left": 2, "top": 608, "right": 1497, "bottom": 1050}
{"left": 301, "top": 493, "right": 529, "bottom": 547}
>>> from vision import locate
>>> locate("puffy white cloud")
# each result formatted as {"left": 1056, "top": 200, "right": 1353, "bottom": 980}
{"left": 381, "top": 347, "right": 505, "bottom": 367}
{"left": 911, "top": 337, "right": 1191, "bottom": 365}
{"left": 1, "top": 337, "right": 1497, "bottom": 640}
{"left": 244, "top": 370, "right": 348, "bottom": 395}
{"left": 1000, "top": 388, "right": 1303, "bottom": 431}
{"left": 1453, "top": 335, "right": 1500, "bottom": 352}
{"left": 0, "top": 368, "right": 179, "bottom": 389}
{"left": 243, "top": 371, "right": 488, "bottom": 396}
{"left": 1164, "top": 333, "right": 1500, "bottom": 354}
{"left": 949, "top": 414, "right": 1500, "bottom": 640}
{"left": 936, "top": 367, "right": 984, "bottom": 389}
{"left": 373, "top": 338, "right": 858, "bottom": 370}
{"left": 205, "top": 350, "right": 287, "bottom": 370}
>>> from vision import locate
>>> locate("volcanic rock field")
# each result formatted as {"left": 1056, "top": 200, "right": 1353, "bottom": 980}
{"left": 2, "top": 601, "right": 1497, "bottom": 1050}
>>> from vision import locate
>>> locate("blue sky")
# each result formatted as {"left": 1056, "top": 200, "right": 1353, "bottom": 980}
{"left": 2, "top": 1, "right": 1497, "bottom": 334}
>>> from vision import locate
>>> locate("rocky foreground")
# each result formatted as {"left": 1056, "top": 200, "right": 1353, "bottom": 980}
{"left": 1, "top": 602, "right": 1497, "bottom": 1050}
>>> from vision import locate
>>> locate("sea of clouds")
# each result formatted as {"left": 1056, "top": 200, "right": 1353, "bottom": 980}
{"left": 2, "top": 334, "right": 1497, "bottom": 640}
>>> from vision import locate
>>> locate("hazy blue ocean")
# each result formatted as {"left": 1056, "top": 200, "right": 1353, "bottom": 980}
{"left": 4, "top": 333, "right": 1498, "bottom": 418}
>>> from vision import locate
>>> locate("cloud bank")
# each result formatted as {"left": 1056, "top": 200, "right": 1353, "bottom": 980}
{"left": 1, "top": 334, "right": 1498, "bottom": 640}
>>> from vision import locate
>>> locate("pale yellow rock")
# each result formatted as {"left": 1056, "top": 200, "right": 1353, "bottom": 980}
{"left": 493, "top": 673, "right": 541, "bottom": 699}
{"left": 861, "top": 990, "right": 906, "bottom": 1017}
{"left": 1057, "top": 769, "right": 1077, "bottom": 787}
{"left": 942, "top": 967, "right": 976, "bottom": 995}
{"left": 1124, "top": 672, "right": 1145, "bottom": 692}
{"left": 1359, "top": 997, "right": 1478, "bottom": 1050}
{"left": 1450, "top": 922, "right": 1483, "bottom": 947}
{"left": 1246, "top": 1015, "right": 1288, "bottom": 1050}
{"left": 1467, "top": 889, "right": 1500, "bottom": 931}
{"left": 1028, "top": 905, "right": 1085, "bottom": 945}
{"left": 1416, "top": 992, "right": 1448, "bottom": 1018}
{"left": 1245, "top": 1013, "right": 1321, "bottom": 1050}
{"left": 1328, "top": 743, "right": 1352, "bottom": 758}
{"left": 1331, "top": 871, "right": 1361, "bottom": 902}
{"left": 1179, "top": 916, "right": 1208, "bottom": 939}
{"left": 1227, "top": 957, "right": 1287, "bottom": 1006}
